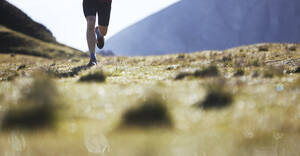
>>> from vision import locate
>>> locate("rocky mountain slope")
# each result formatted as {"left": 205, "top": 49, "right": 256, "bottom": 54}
{"left": 104, "top": 0, "right": 300, "bottom": 56}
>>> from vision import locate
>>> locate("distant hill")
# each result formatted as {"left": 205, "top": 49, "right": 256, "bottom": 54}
{"left": 104, "top": 0, "right": 300, "bottom": 56}
{"left": 0, "top": 0, "right": 56, "bottom": 43}
{"left": 0, "top": 0, "right": 87, "bottom": 58}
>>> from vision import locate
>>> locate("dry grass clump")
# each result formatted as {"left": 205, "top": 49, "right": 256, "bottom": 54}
{"left": 234, "top": 68, "right": 245, "bottom": 77}
{"left": 175, "top": 65, "right": 220, "bottom": 80}
{"left": 79, "top": 71, "right": 106, "bottom": 82}
{"left": 288, "top": 45, "right": 297, "bottom": 51}
{"left": 194, "top": 80, "right": 233, "bottom": 110}
{"left": 222, "top": 55, "right": 232, "bottom": 62}
{"left": 251, "top": 70, "right": 260, "bottom": 78}
{"left": 175, "top": 72, "right": 192, "bottom": 80}
{"left": 263, "top": 66, "right": 284, "bottom": 78}
{"left": 286, "top": 66, "right": 300, "bottom": 74}
{"left": 6, "top": 71, "right": 19, "bottom": 81}
{"left": 1, "top": 76, "right": 61, "bottom": 131}
{"left": 177, "top": 54, "right": 185, "bottom": 59}
{"left": 249, "top": 59, "right": 261, "bottom": 67}
{"left": 17, "top": 64, "right": 26, "bottom": 70}
{"left": 258, "top": 45, "right": 269, "bottom": 52}
{"left": 121, "top": 94, "right": 172, "bottom": 128}
{"left": 194, "top": 65, "right": 220, "bottom": 77}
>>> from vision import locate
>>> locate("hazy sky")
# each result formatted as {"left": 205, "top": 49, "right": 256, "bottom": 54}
{"left": 7, "top": 0, "right": 179, "bottom": 51}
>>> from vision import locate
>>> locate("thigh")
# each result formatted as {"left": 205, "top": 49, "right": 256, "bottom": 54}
{"left": 83, "top": 0, "right": 97, "bottom": 17}
{"left": 97, "top": 2, "right": 112, "bottom": 27}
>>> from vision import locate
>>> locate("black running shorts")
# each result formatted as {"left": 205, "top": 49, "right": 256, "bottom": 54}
{"left": 83, "top": 0, "right": 112, "bottom": 26}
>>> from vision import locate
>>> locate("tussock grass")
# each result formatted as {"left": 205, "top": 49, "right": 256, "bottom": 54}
{"left": 194, "top": 65, "right": 220, "bottom": 77}
{"left": 6, "top": 71, "right": 19, "bottom": 81}
{"left": 79, "top": 71, "right": 106, "bottom": 82}
{"left": 288, "top": 45, "right": 297, "bottom": 51}
{"left": 222, "top": 55, "right": 232, "bottom": 62}
{"left": 251, "top": 70, "right": 260, "bottom": 78}
{"left": 17, "top": 64, "right": 26, "bottom": 70}
{"left": 175, "top": 65, "right": 220, "bottom": 80}
{"left": 121, "top": 93, "right": 172, "bottom": 128}
{"left": 287, "top": 66, "right": 300, "bottom": 74}
{"left": 249, "top": 59, "right": 261, "bottom": 67}
{"left": 195, "top": 80, "right": 233, "bottom": 110}
{"left": 258, "top": 45, "right": 269, "bottom": 52}
{"left": 177, "top": 54, "right": 185, "bottom": 59}
{"left": 175, "top": 72, "right": 192, "bottom": 80}
{"left": 263, "top": 66, "right": 284, "bottom": 78}
{"left": 166, "top": 66, "right": 175, "bottom": 70}
{"left": 234, "top": 68, "right": 245, "bottom": 77}
{"left": 1, "top": 76, "right": 61, "bottom": 131}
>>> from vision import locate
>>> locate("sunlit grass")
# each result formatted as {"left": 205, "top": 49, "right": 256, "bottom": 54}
{"left": 0, "top": 43, "right": 300, "bottom": 155}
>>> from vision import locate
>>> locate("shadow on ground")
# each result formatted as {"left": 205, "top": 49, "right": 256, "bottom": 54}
{"left": 50, "top": 65, "right": 91, "bottom": 78}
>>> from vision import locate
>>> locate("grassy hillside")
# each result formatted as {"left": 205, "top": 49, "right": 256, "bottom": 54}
{"left": 0, "top": 43, "right": 299, "bottom": 155}
{"left": 0, "top": 25, "right": 87, "bottom": 58}
{"left": 0, "top": 1, "right": 87, "bottom": 59}
{"left": 0, "top": 0, "right": 56, "bottom": 43}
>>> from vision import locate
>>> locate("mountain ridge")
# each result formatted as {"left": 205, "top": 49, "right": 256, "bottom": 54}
{"left": 104, "top": 0, "right": 300, "bottom": 56}
{"left": 0, "top": 0, "right": 56, "bottom": 43}
{"left": 0, "top": 0, "right": 87, "bottom": 58}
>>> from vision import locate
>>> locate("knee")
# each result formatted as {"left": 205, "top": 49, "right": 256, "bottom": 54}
{"left": 87, "top": 23, "right": 95, "bottom": 31}
{"left": 86, "top": 17, "right": 96, "bottom": 30}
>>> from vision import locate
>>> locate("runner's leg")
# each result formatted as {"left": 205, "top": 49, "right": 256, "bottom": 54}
{"left": 83, "top": 0, "right": 97, "bottom": 65}
{"left": 97, "top": 2, "right": 111, "bottom": 36}
{"left": 98, "top": 26, "right": 108, "bottom": 36}
{"left": 86, "top": 16, "right": 96, "bottom": 55}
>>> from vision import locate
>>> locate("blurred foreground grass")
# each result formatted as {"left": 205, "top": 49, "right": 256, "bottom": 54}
{"left": 0, "top": 43, "right": 300, "bottom": 156}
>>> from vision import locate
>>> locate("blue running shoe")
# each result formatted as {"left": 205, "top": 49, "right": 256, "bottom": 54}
{"left": 87, "top": 53, "right": 97, "bottom": 67}
{"left": 87, "top": 59, "right": 97, "bottom": 67}
{"left": 95, "top": 27, "right": 105, "bottom": 49}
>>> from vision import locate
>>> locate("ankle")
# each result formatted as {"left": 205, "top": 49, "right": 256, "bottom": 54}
{"left": 90, "top": 53, "right": 96, "bottom": 60}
